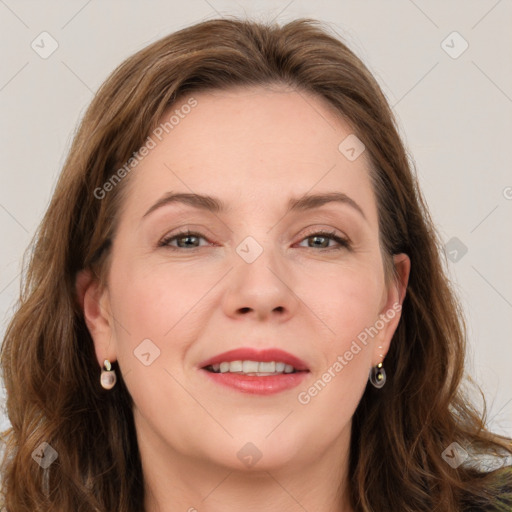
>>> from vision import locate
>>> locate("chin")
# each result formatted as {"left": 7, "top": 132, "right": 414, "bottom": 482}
{"left": 201, "top": 430, "right": 308, "bottom": 472}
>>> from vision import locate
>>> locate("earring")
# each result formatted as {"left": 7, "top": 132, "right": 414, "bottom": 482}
{"left": 369, "top": 344, "right": 386, "bottom": 388}
{"left": 369, "top": 362, "right": 386, "bottom": 388}
{"left": 100, "top": 359, "right": 117, "bottom": 390}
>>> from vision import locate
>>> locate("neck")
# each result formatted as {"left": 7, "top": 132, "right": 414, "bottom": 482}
{"left": 137, "top": 416, "right": 354, "bottom": 512}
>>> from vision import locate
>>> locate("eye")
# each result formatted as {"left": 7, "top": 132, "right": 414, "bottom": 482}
{"left": 297, "top": 230, "right": 351, "bottom": 251}
{"left": 158, "top": 230, "right": 211, "bottom": 250}
{"left": 158, "top": 229, "right": 351, "bottom": 252}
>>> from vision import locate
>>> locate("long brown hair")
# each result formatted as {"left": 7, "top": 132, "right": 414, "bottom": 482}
{"left": 1, "top": 17, "right": 511, "bottom": 511}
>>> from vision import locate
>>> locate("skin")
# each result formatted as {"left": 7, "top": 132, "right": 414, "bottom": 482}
{"left": 77, "top": 85, "right": 410, "bottom": 512}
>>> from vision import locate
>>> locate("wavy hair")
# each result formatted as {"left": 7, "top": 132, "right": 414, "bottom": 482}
{"left": 1, "top": 17, "right": 511, "bottom": 512}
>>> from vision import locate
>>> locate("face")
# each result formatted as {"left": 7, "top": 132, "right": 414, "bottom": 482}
{"left": 79, "top": 85, "right": 409, "bottom": 474}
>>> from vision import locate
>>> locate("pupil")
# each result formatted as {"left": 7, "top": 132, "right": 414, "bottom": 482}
{"left": 178, "top": 235, "right": 198, "bottom": 248}
{"left": 311, "top": 235, "right": 327, "bottom": 248}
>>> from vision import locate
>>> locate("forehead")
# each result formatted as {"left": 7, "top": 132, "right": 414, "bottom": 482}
{"left": 119, "top": 85, "right": 378, "bottom": 225}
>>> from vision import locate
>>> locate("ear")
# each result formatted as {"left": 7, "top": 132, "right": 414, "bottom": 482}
{"left": 75, "top": 269, "right": 117, "bottom": 367}
{"left": 372, "top": 253, "right": 410, "bottom": 366}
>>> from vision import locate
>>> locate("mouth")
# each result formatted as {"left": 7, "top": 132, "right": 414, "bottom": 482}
{"left": 199, "top": 348, "right": 310, "bottom": 395}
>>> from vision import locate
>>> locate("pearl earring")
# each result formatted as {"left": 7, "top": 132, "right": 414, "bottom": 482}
{"left": 100, "top": 359, "right": 117, "bottom": 390}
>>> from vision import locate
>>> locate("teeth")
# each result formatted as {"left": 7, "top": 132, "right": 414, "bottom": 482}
{"left": 229, "top": 360, "right": 243, "bottom": 372}
{"left": 259, "top": 361, "right": 275, "bottom": 372}
{"left": 243, "top": 360, "right": 259, "bottom": 373}
{"left": 207, "top": 360, "right": 298, "bottom": 374}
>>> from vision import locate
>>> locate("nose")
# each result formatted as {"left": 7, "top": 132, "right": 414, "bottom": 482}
{"left": 221, "top": 241, "right": 299, "bottom": 322}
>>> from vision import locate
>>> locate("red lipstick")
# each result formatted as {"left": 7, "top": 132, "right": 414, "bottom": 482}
{"left": 199, "top": 347, "right": 310, "bottom": 395}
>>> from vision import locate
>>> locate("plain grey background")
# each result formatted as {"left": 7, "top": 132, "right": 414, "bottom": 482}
{"left": 1, "top": 0, "right": 511, "bottom": 442}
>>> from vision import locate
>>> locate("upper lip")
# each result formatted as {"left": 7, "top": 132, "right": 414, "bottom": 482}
{"left": 199, "top": 348, "right": 309, "bottom": 371}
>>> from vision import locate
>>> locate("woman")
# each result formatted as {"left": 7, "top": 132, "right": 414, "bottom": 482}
{"left": 1, "top": 17, "right": 511, "bottom": 512}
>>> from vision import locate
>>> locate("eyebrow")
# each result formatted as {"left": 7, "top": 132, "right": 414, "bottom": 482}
{"left": 142, "top": 191, "right": 367, "bottom": 221}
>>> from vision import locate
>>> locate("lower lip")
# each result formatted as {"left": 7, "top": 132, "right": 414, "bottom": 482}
{"left": 201, "top": 369, "right": 309, "bottom": 395}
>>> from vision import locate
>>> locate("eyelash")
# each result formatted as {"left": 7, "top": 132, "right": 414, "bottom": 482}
{"left": 158, "top": 229, "right": 351, "bottom": 252}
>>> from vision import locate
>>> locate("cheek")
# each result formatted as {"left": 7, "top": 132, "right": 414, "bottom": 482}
{"left": 298, "top": 258, "right": 384, "bottom": 345}
{"left": 106, "top": 259, "right": 207, "bottom": 443}
{"left": 108, "top": 257, "right": 211, "bottom": 343}
{"left": 294, "top": 267, "right": 380, "bottom": 435}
